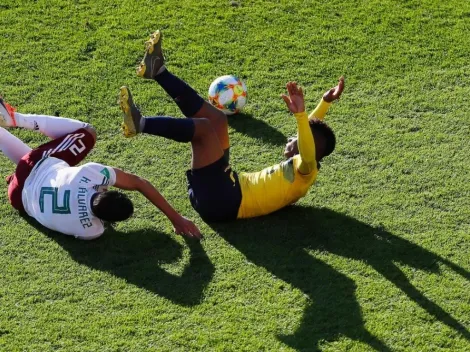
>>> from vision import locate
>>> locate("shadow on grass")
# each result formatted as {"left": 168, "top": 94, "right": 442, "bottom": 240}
{"left": 212, "top": 206, "right": 470, "bottom": 351}
{"left": 229, "top": 112, "right": 287, "bottom": 146}
{"left": 24, "top": 217, "right": 214, "bottom": 307}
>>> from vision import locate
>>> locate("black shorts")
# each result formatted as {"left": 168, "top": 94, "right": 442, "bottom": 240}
{"left": 186, "top": 157, "right": 242, "bottom": 222}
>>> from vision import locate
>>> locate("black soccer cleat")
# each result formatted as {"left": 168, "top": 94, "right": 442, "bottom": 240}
{"left": 136, "top": 30, "right": 165, "bottom": 79}
{"left": 118, "top": 86, "right": 142, "bottom": 138}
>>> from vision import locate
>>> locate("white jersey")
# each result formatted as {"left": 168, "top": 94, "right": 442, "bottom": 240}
{"left": 22, "top": 157, "right": 117, "bottom": 240}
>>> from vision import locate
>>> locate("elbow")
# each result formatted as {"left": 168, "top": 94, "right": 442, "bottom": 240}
{"left": 135, "top": 177, "right": 153, "bottom": 192}
{"left": 305, "top": 162, "right": 315, "bottom": 174}
{"left": 299, "top": 149, "right": 316, "bottom": 167}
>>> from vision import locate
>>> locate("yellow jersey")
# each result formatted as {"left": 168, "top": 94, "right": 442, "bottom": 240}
{"left": 236, "top": 99, "right": 331, "bottom": 219}
{"left": 237, "top": 155, "right": 318, "bottom": 218}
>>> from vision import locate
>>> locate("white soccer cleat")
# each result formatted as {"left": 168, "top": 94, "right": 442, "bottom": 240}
{"left": 0, "top": 97, "right": 17, "bottom": 127}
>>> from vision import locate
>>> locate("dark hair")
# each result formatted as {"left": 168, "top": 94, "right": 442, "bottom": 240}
{"left": 91, "top": 191, "right": 134, "bottom": 222}
{"left": 309, "top": 118, "right": 336, "bottom": 158}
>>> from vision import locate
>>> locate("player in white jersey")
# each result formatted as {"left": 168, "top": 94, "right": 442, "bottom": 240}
{"left": 0, "top": 97, "right": 201, "bottom": 240}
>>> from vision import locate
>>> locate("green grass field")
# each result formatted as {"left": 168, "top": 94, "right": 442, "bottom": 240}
{"left": 1, "top": 0, "right": 469, "bottom": 350}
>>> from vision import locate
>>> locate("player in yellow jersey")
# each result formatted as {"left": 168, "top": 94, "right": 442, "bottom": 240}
{"left": 118, "top": 30, "right": 343, "bottom": 223}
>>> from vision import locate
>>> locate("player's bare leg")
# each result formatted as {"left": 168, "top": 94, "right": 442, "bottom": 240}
{"left": 190, "top": 118, "right": 225, "bottom": 169}
{"left": 191, "top": 102, "right": 229, "bottom": 151}
{"left": 136, "top": 30, "right": 230, "bottom": 159}
{"left": 119, "top": 86, "right": 223, "bottom": 170}
{"left": 0, "top": 127, "right": 32, "bottom": 165}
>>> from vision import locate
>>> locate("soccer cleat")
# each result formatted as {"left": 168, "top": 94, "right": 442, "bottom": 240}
{"left": 136, "top": 30, "right": 164, "bottom": 79}
{"left": 0, "top": 97, "right": 17, "bottom": 127}
{"left": 119, "top": 86, "right": 143, "bottom": 138}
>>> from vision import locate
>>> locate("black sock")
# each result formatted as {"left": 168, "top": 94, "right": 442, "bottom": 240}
{"left": 142, "top": 116, "right": 195, "bottom": 143}
{"left": 223, "top": 148, "right": 230, "bottom": 163}
{"left": 155, "top": 69, "right": 205, "bottom": 117}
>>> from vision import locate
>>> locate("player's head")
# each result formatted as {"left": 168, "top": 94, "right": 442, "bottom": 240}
{"left": 284, "top": 119, "right": 336, "bottom": 161}
{"left": 91, "top": 191, "right": 134, "bottom": 222}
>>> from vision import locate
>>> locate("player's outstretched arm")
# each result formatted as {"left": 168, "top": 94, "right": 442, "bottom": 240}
{"left": 113, "top": 168, "right": 202, "bottom": 239}
{"left": 309, "top": 76, "right": 345, "bottom": 121}
{"left": 281, "top": 82, "right": 316, "bottom": 174}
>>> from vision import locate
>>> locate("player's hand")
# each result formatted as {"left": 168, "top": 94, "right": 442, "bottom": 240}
{"left": 323, "top": 76, "right": 345, "bottom": 103}
{"left": 172, "top": 216, "right": 202, "bottom": 240}
{"left": 281, "top": 81, "right": 305, "bottom": 114}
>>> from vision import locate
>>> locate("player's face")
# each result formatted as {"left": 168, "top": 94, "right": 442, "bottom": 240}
{"left": 284, "top": 137, "right": 299, "bottom": 158}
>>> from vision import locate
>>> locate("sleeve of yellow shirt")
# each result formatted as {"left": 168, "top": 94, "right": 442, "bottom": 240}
{"left": 308, "top": 98, "right": 332, "bottom": 121}
{"left": 294, "top": 111, "right": 316, "bottom": 175}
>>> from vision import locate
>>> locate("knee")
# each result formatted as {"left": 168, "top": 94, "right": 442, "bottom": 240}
{"left": 216, "top": 109, "right": 227, "bottom": 121}
{"left": 204, "top": 105, "right": 228, "bottom": 127}
{"left": 193, "top": 118, "right": 215, "bottom": 140}
{"left": 198, "top": 102, "right": 228, "bottom": 125}
{"left": 214, "top": 109, "right": 228, "bottom": 126}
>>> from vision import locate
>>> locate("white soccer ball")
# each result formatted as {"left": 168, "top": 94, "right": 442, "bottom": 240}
{"left": 208, "top": 75, "right": 247, "bottom": 115}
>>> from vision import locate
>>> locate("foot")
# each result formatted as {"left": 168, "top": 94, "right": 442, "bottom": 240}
{"left": 119, "top": 86, "right": 142, "bottom": 138}
{"left": 0, "top": 97, "right": 17, "bottom": 127}
{"left": 136, "top": 30, "right": 164, "bottom": 79}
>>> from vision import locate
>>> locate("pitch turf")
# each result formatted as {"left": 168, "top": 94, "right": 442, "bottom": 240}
{"left": 1, "top": 0, "right": 469, "bottom": 351}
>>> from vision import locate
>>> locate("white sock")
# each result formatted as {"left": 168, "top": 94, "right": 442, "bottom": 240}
{"left": 0, "top": 127, "right": 32, "bottom": 165}
{"left": 156, "top": 65, "right": 167, "bottom": 76}
{"left": 14, "top": 113, "right": 88, "bottom": 139}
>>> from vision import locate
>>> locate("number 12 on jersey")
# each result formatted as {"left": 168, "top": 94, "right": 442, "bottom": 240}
{"left": 39, "top": 187, "right": 71, "bottom": 214}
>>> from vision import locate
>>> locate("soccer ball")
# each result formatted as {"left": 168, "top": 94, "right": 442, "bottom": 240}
{"left": 208, "top": 75, "right": 247, "bottom": 115}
